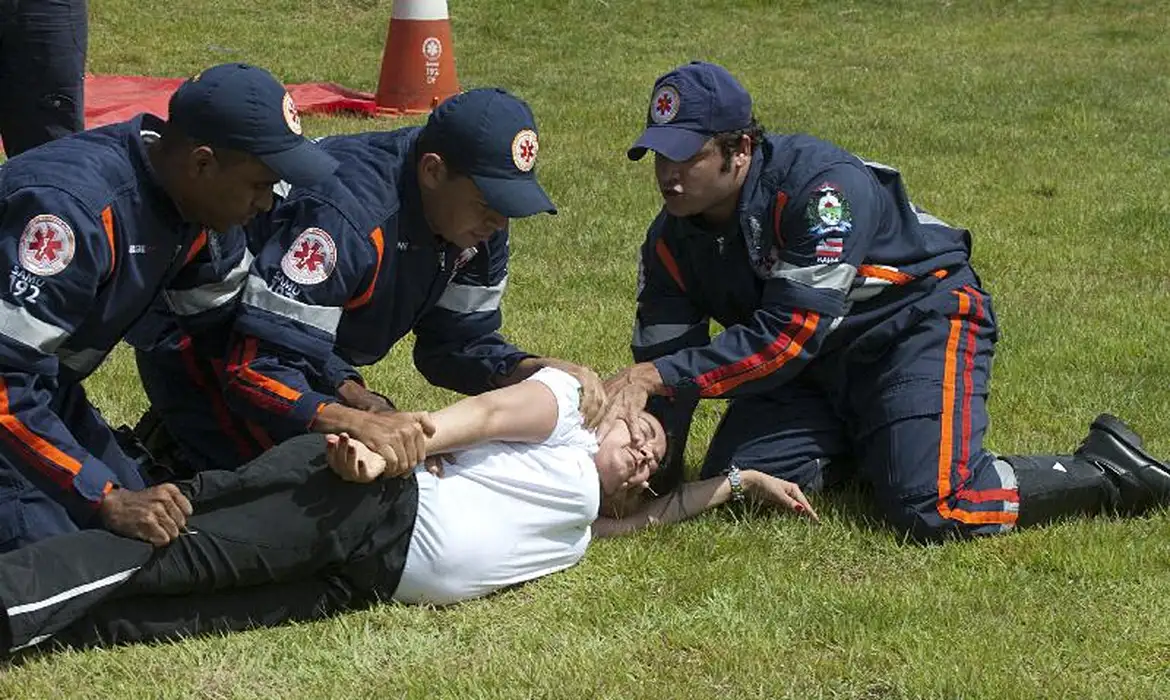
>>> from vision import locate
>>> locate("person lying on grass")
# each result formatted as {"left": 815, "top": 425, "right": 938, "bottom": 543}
{"left": 0, "top": 368, "right": 815, "bottom": 656}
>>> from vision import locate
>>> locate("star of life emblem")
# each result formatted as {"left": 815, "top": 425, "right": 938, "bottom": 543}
{"left": 511, "top": 129, "right": 539, "bottom": 172}
{"left": 650, "top": 85, "right": 681, "bottom": 124}
{"left": 282, "top": 92, "right": 303, "bottom": 135}
{"left": 19, "top": 214, "right": 76, "bottom": 277}
{"left": 281, "top": 228, "right": 336, "bottom": 285}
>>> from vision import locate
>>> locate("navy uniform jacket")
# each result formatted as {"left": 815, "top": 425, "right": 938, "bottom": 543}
{"left": 0, "top": 115, "right": 225, "bottom": 520}
{"left": 633, "top": 132, "right": 973, "bottom": 399}
{"left": 227, "top": 129, "right": 531, "bottom": 436}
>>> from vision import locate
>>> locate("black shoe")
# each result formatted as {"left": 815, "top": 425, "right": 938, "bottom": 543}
{"left": 1075, "top": 413, "right": 1170, "bottom": 513}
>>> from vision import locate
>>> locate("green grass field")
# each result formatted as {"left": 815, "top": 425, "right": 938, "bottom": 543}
{"left": 3, "top": 0, "right": 1170, "bottom": 697}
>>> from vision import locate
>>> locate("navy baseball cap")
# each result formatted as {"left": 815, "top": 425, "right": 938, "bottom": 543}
{"left": 168, "top": 63, "right": 338, "bottom": 186}
{"left": 628, "top": 61, "right": 753, "bottom": 162}
{"left": 423, "top": 88, "right": 556, "bottom": 218}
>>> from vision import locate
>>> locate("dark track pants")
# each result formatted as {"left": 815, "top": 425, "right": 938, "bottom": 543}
{"left": 0, "top": 434, "right": 417, "bottom": 654}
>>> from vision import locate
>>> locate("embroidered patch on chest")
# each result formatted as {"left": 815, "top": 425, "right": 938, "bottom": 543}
{"left": 805, "top": 183, "right": 853, "bottom": 238}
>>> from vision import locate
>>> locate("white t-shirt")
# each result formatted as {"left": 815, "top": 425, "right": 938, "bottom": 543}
{"left": 392, "top": 368, "right": 600, "bottom": 605}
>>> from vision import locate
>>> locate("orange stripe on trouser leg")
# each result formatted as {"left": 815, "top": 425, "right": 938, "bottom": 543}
{"left": 936, "top": 289, "right": 1018, "bottom": 526}
{"left": 956, "top": 286, "right": 981, "bottom": 485}
{"left": 936, "top": 290, "right": 967, "bottom": 520}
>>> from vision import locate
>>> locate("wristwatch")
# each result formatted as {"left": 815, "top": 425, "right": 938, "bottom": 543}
{"left": 726, "top": 464, "right": 746, "bottom": 504}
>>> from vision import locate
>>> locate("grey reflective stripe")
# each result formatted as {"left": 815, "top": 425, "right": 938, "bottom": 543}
{"left": 848, "top": 266, "right": 901, "bottom": 302}
{"left": 913, "top": 205, "right": 953, "bottom": 228}
{"left": 0, "top": 299, "right": 69, "bottom": 353}
{"left": 847, "top": 286, "right": 884, "bottom": 303}
{"left": 240, "top": 275, "right": 342, "bottom": 334}
{"left": 164, "top": 249, "right": 253, "bottom": 316}
{"left": 774, "top": 262, "right": 857, "bottom": 293}
{"left": 863, "top": 159, "right": 899, "bottom": 175}
{"left": 8, "top": 567, "right": 140, "bottom": 618}
{"left": 435, "top": 275, "right": 507, "bottom": 313}
{"left": 632, "top": 321, "right": 706, "bottom": 348}
{"left": 273, "top": 180, "right": 292, "bottom": 198}
{"left": 57, "top": 346, "right": 109, "bottom": 374}
{"left": 993, "top": 458, "right": 1020, "bottom": 493}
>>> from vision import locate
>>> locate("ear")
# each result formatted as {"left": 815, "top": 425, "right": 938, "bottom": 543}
{"left": 188, "top": 145, "right": 218, "bottom": 179}
{"left": 734, "top": 134, "right": 753, "bottom": 167}
{"left": 417, "top": 152, "right": 448, "bottom": 190}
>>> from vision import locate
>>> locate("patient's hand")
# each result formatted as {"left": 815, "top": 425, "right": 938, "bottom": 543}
{"left": 326, "top": 433, "right": 388, "bottom": 483}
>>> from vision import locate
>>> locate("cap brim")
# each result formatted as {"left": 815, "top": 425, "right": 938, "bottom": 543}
{"left": 258, "top": 140, "right": 340, "bottom": 187}
{"left": 472, "top": 174, "right": 557, "bottom": 218}
{"left": 626, "top": 126, "right": 708, "bottom": 162}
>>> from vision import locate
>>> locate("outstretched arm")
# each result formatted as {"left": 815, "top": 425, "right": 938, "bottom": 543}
{"left": 591, "top": 470, "right": 819, "bottom": 538}
{"left": 327, "top": 378, "right": 561, "bottom": 483}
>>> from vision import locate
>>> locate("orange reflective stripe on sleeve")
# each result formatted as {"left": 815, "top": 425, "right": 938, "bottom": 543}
{"left": 772, "top": 191, "right": 788, "bottom": 247}
{"left": 238, "top": 337, "right": 303, "bottom": 402}
{"left": 100, "top": 206, "right": 116, "bottom": 279}
{"left": 654, "top": 239, "right": 686, "bottom": 292}
{"left": 857, "top": 264, "right": 915, "bottom": 285}
{"left": 696, "top": 311, "right": 820, "bottom": 397}
{"left": 344, "top": 227, "right": 384, "bottom": 310}
{"left": 183, "top": 230, "right": 209, "bottom": 266}
{"left": 0, "top": 377, "right": 83, "bottom": 482}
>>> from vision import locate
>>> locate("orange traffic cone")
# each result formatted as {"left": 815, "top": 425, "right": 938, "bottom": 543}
{"left": 374, "top": 0, "right": 460, "bottom": 114}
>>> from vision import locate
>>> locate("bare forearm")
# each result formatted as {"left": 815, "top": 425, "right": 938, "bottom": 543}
{"left": 425, "top": 381, "right": 558, "bottom": 455}
{"left": 592, "top": 476, "right": 731, "bottom": 538}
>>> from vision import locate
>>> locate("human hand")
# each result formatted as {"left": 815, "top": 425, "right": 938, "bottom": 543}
{"left": 424, "top": 453, "right": 453, "bottom": 478}
{"left": 99, "top": 484, "right": 194, "bottom": 546}
{"left": 599, "top": 364, "right": 660, "bottom": 446}
{"left": 336, "top": 379, "right": 396, "bottom": 413}
{"left": 539, "top": 359, "right": 607, "bottom": 429}
{"left": 326, "top": 433, "right": 389, "bottom": 483}
{"left": 743, "top": 470, "right": 820, "bottom": 523}
{"left": 346, "top": 411, "right": 435, "bottom": 477}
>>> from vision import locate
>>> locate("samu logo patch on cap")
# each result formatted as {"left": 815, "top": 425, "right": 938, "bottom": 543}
{"left": 511, "top": 129, "right": 538, "bottom": 172}
{"left": 282, "top": 92, "right": 303, "bottom": 135}
{"left": 650, "top": 84, "right": 681, "bottom": 124}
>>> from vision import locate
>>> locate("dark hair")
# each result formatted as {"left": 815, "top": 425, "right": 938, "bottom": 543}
{"left": 157, "top": 122, "right": 250, "bottom": 166}
{"left": 646, "top": 427, "right": 685, "bottom": 497}
{"left": 713, "top": 116, "right": 764, "bottom": 173}
{"left": 416, "top": 124, "right": 468, "bottom": 178}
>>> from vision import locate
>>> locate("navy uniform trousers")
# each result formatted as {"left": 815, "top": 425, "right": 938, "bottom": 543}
{"left": 0, "top": 435, "right": 417, "bottom": 655}
{"left": 700, "top": 268, "right": 1020, "bottom": 540}
{"left": 0, "top": 0, "right": 88, "bottom": 156}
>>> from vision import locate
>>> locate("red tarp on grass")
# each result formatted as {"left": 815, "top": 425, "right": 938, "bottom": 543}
{"left": 83, "top": 74, "right": 379, "bottom": 129}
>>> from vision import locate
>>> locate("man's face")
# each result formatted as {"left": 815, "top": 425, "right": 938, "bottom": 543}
{"left": 594, "top": 412, "right": 667, "bottom": 498}
{"left": 419, "top": 156, "right": 509, "bottom": 249}
{"left": 654, "top": 138, "right": 741, "bottom": 219}
{"left": 183, "top": 149, "right": 279, "bottom": 232}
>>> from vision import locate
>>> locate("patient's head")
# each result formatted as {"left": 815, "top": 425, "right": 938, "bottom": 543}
{"left": 593, "top": 411, "right": 667, "bottom": 503}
